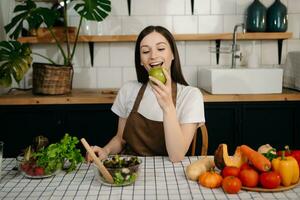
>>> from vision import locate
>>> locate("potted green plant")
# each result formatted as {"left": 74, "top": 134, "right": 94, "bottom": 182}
{"left": 0, "top": 0, "right": 111, "bottom": 94}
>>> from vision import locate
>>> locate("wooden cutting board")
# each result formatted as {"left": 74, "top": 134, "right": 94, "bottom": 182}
{"left": 242, "top": 179, "right": 300, "bottom": 192}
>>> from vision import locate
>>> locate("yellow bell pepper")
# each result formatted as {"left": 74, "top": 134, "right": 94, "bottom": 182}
{"left": 272, "top": 152, "right": 300, "bottom": 187}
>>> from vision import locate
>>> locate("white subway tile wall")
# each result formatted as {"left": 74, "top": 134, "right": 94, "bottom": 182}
{"left": 173, "top": 16, "right": 198, "bottom": 34}
{"left": 73, "top": 68, "right": 98, "bottom": 89}
{"left": 123, "top": 67, "right": 137, "bottom": 83}
{"left": 188, "top": 0, "right": 210, "bottom": 15}
{"left": 198, "top": 15, "right": 224, "bottom": 33}
{"left": 1, "top": 0, "right": 300, "bottom": 89}
{"left": 211, "top": 0, "right": 236, "bottom": 15}
{"left": 97, "top": 68, "right": 122, "bottom": 88}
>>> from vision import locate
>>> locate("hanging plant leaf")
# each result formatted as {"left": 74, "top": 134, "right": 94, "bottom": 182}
{"left": 1, "top": 0, "right": 112, "bottom": 89}
{"left": 35, "top": 7, "right": 61, "bottom": 28}
{"left": 0, "top": 41, "right": 32, "bottom": 87}
{"left": 74, "top": 0, "right": 111, "bottom": 21}
{"left": 4, "top": 0, "right": 60, "bottom": 39}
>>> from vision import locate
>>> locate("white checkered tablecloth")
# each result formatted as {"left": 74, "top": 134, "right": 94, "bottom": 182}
{"left": 1, "top": 157, "right": 300, "bottom": 200}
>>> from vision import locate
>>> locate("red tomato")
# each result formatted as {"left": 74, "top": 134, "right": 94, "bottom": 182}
{"left": 34, "top": 167, "right": 45, "bottom": 176}
{"left": 260, "top": 171, "right": 281, "bottom": 189}
{"left": 222, "top": 176, "right": 242, "bottom": 194}
{"left": 222, "top": 166, "right": 240, "bottom": 177}
{"left": 239, "top": 163, "right": 252, "bottom": 171}
{"left": 239, "top": 169, "right": 259, "bottom": 187}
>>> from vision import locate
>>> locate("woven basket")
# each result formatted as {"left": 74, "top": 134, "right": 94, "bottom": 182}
{"left": 32, "top": 63, "right": 73, "bottom": 95}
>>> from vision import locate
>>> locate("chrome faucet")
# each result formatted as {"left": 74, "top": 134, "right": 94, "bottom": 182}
{"left": 231, "top": 23, "right": 246, "bottom": 68}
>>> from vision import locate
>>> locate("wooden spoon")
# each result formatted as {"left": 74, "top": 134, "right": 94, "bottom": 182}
{"left": 80, "top": 138, "right": 114, "bottom": 184}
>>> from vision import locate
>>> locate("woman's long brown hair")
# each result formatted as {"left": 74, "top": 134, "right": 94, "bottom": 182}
{"left": 134, "top": 26, "right": 188, "bottom": 86}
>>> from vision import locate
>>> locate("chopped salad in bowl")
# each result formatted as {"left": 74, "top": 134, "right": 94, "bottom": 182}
{"left": 94, "top": 155, "right": 142, "bottom": 186}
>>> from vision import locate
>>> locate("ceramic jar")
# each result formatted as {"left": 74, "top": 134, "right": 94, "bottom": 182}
{"left": 246, "top": 0, "right": 267, "bottom": 32}
{"left": 267, "top": 0, "right": 288, "bottom": 32}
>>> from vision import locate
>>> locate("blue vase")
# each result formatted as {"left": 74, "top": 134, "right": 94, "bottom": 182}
{"left": 267, "top": 0, "right": 288, "bottom": 32}
{"left": 246, "top": 0, "right": 267, "bottom": 32}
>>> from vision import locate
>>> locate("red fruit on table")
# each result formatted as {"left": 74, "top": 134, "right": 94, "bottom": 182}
{"left": 221, "top": 166, "right": 240, "bottom": 177}
{"left": 222, "top": 176, "right": 242, "bottom": 194}
{"left": 239, "top": 169, "right": 259, "bottom": 187}
{"left": 259, "top": 171, "right": 281, "bottom": 189}
{"left": 239, "top": 163, "right": 253, "bottom": 171}
{"left": 21, "top": 163, "right": 30, "bottom": 172}
{"left": 291, "top": 150, "right": 300, "bottom": 167}
{"left": 34, "top": 167, "right": 45, "bottom": 176}
{"left": 277, "top": 145, "right": 292, "bottom": 157}
{"left": 27, "top": 168, "right": 35, "bottom": 176}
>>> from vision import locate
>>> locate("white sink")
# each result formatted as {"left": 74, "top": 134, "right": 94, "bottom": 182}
{"left": 198, "top": 67, "right": 283, "bottom": 94}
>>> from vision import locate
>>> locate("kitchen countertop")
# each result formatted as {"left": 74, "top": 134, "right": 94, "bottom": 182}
{"left": 0, "top": 88, "right": 300, "bottom": 105}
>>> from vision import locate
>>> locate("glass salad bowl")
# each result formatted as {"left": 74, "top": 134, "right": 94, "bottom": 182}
{"left": 93, "top": 155, "right": 142, "bottom": 186}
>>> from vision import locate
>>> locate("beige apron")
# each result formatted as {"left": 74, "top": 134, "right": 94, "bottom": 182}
{"left": 122, "top": 82, "right": 177, "bottom": 156}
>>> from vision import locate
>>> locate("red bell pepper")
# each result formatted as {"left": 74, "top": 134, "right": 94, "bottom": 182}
{"left": 291, "top": 150, "right": 300, "bottom": 167}
{"left": 277, "top": 145, "right": 300, "bottom": 167}
{"left": 277, "top": 145, "right": 291, "bottom": 157}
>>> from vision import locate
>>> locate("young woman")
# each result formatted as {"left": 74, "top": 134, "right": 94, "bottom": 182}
{"left": 87, "top": 26, "right": 205, "bottom": 162}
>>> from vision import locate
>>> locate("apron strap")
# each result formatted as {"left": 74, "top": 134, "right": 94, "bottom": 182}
{"left": 132, "top": 84, "right": 147, "bottom": 112}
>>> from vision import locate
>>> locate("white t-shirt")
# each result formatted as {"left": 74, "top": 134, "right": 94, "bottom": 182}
{"left": 111, "top": 81, "right": 205, "bottom": 125}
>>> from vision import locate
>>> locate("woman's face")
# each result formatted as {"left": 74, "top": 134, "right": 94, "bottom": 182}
{"left": 140, "top": 31, "right": 174, "bottom": 72}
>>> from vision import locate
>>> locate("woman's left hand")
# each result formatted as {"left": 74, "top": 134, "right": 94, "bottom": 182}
{"left": 149, "top": 67, "right": 174, "bottom": 112}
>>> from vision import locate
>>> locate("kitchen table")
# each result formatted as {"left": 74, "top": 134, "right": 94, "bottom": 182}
{"left": 0, "top": 157, "right": 300, "bottom": 200}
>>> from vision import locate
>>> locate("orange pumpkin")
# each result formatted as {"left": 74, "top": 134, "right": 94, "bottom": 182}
{"left": 198, "top": 170, "right": 223, "bottom": 188}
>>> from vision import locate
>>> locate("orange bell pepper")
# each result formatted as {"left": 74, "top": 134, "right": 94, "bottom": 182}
{"left": 272, "top": 151, "right": 300, "bottom": 186}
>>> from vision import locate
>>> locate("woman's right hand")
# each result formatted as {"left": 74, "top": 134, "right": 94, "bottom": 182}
{"left": 85, "top": 145, "right": 108, "bottom": 162}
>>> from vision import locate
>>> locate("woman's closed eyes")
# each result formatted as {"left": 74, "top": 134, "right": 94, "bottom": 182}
{"left": 141, "top": 47, "right": 166, "bottom": 54}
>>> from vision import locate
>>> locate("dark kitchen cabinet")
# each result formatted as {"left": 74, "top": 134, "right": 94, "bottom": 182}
{"left": 204, "top": 103, "right": 239, "bottom": 155}
{"left": 1, "top": 101, "right": 299, "bottom": 157}
{"left": 204, "top": 101, "right": 300, "bottom": 155}
{"left": 0, "top": 104, "right": 118, "bottom": 157}
{"left": 240, "top": 102, "right": 295, "bottom": 151}
{"left": 0, "top": 105, "right": 61, "bottom": 157}
{"left": 62, "top": 104, "right": 118, "bottom": 150}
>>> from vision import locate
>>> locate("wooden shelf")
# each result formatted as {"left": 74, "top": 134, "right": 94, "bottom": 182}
{"left": 17, "top": 32, "right": 292, "bottom": 66}
{"left": 1, "top": 88, "right": 300, "bottom": 105}
{"left": 18, "top": 32, "right": 293, "bottom": 43}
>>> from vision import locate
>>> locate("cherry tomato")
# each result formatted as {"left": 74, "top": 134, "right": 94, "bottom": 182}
{"left": 240, "top": 163, "right": 252, "bottom": 171}
{"left": 222, "top": 166, "right": 240, "bottom": 177}
{"left": 260, "top": 171, "right": 281, "bottom": 189}
{"left": 222, "top": 176, "right": 242, "bottom": 194}
{"left": 239, "top": 169, "right": 259, "bottom": 187}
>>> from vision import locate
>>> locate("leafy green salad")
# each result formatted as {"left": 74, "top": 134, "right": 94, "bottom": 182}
{"left": 101, "top": 155, "right": 141, "bottom": 186}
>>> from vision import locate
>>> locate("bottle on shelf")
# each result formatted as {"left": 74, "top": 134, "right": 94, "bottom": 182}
{"left": 246, "top": 0, "right": 267, "bottom": 32}
{"left": 267, "top": 0, "right": 288, "bottom": 32}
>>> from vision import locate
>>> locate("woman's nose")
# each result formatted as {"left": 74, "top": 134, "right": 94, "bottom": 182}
{"left": 150, "top": 49, "right": 159, "bottom": 59}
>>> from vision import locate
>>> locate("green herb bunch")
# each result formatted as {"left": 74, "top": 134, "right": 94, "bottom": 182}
{"left": 262, "top": 148, "right": 278, "bottom": 161}
{"left": 33, "top": 133, "right": 84, "bottom": 174}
